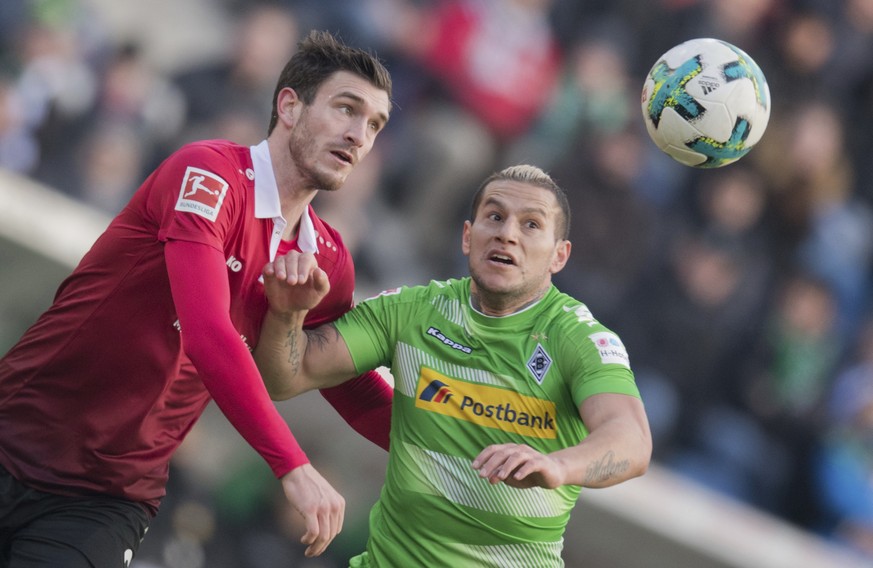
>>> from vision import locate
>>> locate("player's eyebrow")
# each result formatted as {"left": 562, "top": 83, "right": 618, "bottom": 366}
{"left": 482, "top": 195, "right": 549, "bottom": 218}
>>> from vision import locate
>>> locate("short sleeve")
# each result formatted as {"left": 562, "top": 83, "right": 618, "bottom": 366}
{"left": 333, "top": 287, "right": 411, "bottom": 374}
{"left": 563, "top": 326, "right": 641, "bottom": 406}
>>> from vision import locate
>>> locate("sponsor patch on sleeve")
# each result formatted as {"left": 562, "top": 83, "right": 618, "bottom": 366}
{"left": 588, "top": 331, "right": 630, "bottom": 368}
{"left": 175, "top": 166, "right": 229, "bottom": 221}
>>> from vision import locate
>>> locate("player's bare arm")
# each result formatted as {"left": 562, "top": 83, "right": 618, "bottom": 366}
{"left": 255, "top": 251, "right": 359, "bottom": 400}
{"left": 473, "top": 393, "right": 651, "bottom": 489}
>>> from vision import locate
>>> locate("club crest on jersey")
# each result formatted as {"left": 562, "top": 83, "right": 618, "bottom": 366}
{"left": 527, "top": 343, "right": 552, "bottom": 384}
{"left": 175, "top": 166, "right": 229, "bottom": 222}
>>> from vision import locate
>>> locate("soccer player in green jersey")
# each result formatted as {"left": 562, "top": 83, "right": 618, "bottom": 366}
{"left": 256, "top": 164, "right": 653, "bottom": 566}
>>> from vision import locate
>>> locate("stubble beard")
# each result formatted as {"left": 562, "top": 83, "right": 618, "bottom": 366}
{"left": 468, "top": 262, "right": 543, "bottom": 315}
{"left": 288, "top": 113, "right": 346, "bottom": 192}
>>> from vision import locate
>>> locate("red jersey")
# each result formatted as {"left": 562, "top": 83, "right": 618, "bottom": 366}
{"left": 0, "top": 140, "right": 358, "bottom": 513}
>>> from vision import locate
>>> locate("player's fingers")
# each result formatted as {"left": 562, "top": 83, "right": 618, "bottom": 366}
{"left": 295, "top": 252, "right": 317, "bottom": 281}
{"left": 471, "top": 443, "right": 509, "bottom": 469}
{"left": 474, "top": 444, "right": 535, "bottom": 483}
{"left": 271, "top": 251, "right": 307, "bottom": 283}
{"left": 304, "top": 496, "right": 344, "bottom": 557}
{"left": 475, "top": 451, "right": 513, "bottom": 481}
{"left": 267, "top": 255, "right": 289, "bottom": 281}
{"left": 280, "top": 252, "right": 303, "bottom": 283}
{"left": 298, "top": 507, "right": 320, "bottom": 550}
{"left": 480, "top": 443, "right": 519, "bottom": 465}
{"left": 312, "top": 265, "right": 330, "bottom": 295}
{"left": 491, "top": 454, "right": 526, "bottom": 484}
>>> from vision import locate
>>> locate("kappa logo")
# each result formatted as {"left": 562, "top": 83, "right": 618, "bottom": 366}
{"left": 563, "top": 304, "right": 597, "bottom": 326}
{"left": 175, "top": 166, "right": 229, "bottom": 222}
{"left": 426, "top": 326, "right": 473, "bottom": 354}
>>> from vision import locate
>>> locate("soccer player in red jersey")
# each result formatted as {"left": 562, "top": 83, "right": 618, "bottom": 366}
{"left": 0, "top": 30, "right": 393, "bottom": 565}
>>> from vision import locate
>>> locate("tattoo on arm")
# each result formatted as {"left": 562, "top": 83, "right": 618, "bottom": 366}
{"left": 306, "top": 323, "right": 339, "bottom": 352}
{"left": 284, "top": 330, "right": 301, "bottom": 377}
{"left": 584, "top": 451, "right": 630, "bottom": 484}
{"left": 285, "top": 323, "right": 341, "bottom": 371}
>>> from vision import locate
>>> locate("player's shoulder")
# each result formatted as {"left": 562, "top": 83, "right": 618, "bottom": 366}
{"left": 359, "top": 277, "right": 467, "bottom": 308}
{"left": 420, "top": 277, "right": 469, "bottom": 302}
{"left": 542, "top": 289, "right": 632, "bottom": 367}
{"left": 167, "top": 139, "right": 251, "bottom": 171}
{"left": 307, "top": 208, "right": 350, "bottom": 267}
{"left": 542, "top": 288, "right": 614, "bottom": 335}
{"left": 308, "top": 209, "right": 346, "bottom": 251}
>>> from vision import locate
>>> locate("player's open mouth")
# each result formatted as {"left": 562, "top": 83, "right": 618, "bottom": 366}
{"left": 332, "top": 151, "right": 353, "bottom": 164}
{"left": 490, "top": 254, "right": 514, "bottom": 265}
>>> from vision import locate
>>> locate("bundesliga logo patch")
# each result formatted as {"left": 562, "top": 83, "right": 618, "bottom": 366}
{"left": 175, "top": 166, "right": 229, "bottom": 222}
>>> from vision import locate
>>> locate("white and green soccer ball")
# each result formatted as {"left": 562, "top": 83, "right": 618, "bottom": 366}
{"left": 641, "top": 38, "right": 771, "bottom": 168}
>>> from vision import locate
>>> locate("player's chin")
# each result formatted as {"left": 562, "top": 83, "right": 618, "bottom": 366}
{"left": 316, "top": 171, "right": 346, "bottom": 192}
{"left": 476, "top": 277, "right": 517, "bottom": 297}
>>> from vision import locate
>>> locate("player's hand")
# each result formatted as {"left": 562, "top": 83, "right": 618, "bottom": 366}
{"left": 280, "top": 463, "right": 345, "bottom": 557}
{"left": 472, "top": 443, "right": 566, "bottom": 489}
{"left": 263, "top": 251, "right": 330, "bottom": 316}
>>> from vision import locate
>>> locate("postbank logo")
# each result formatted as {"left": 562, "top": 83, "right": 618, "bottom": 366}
{"left": 175, "top": 166, "right": 229, "bottom": 222}
{"left": 415, "top": 367, "right": 557, "bottom": 439}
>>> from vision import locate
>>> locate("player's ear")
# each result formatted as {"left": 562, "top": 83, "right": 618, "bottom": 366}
{"left": 462, "top": 220, "right": 473, "bottom": 257}
{"left": 549, "top": 240, "right": 571, "bottom": 274}
{"left": 275, "top": 87, "right": 301, "bottom": 127}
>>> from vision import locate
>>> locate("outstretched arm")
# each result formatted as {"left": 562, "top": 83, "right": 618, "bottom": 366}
{"left": 255, "top": 251, "right": 360, "bottom": 400}
{"left": 165, "top": 239, "right": 344, "bottom": 557}
{"left": 472, "top": 393, "right": 652, "bottom": 489}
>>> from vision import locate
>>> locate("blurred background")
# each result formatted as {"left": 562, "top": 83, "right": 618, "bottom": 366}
{"left": 2, "top": 0, "right": 873, "bottom": 566}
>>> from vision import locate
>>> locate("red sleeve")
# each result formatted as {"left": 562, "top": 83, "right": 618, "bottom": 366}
{"left": 165, "top": 239, "right": 307, "bottom": 477}
{"left": 320, "top": 371, "right": 393, "bottom": 451}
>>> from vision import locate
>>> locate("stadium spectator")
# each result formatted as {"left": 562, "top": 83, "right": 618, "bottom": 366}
{"left": 369, "top": 0, "right": 564, "bottom": 277}
{"left": 172, "top": 4, "right": 299, "bottom": 144}
{"left": 814, "top": 319, "right": 873, "bottom": 561}
{"left": 740, "top": 271, "right": 843, "bottom": 523}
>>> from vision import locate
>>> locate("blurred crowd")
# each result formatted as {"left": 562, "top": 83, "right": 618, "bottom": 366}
{"left": 3, "top": 0, "right": 873, "bottom": 565}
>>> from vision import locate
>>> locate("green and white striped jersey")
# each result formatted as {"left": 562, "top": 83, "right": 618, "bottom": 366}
{"left": 338, "top": 277, "right": 640, "bottom": 567}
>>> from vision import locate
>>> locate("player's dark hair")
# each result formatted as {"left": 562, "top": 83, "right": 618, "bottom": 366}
{"left": 470, "top": 165, "right": 571, "bottom": 241}
{"left": 268, "top": 30, "right": 393, "bottom": 134}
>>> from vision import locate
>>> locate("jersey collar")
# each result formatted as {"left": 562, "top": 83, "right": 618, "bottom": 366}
{"left": 250, "top": 140, "right": 318, "bottom": 255}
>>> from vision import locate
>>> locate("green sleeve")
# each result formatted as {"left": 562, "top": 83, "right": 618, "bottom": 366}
{"left": 564, "top": 325, "right": 641, "bottom": 406}
{"left": 332, "top": 287, "right": 413, "bottom": 374}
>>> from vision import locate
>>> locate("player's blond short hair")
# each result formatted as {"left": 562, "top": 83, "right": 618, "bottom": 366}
{"left": 470, "top": 165, "right": 571, "bottom": 240}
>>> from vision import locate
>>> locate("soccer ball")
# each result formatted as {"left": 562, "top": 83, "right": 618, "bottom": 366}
{"left": 641, "top": 38, "right": 770, "bottom": 168}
